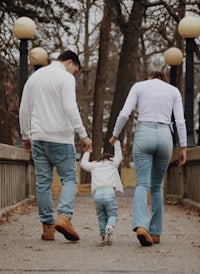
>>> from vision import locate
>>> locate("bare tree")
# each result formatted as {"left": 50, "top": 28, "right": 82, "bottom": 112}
{"left": 1, "top": 0, "right": 200, "bottom": 152}
{"left": 104, "top": 0, "right": 200, "bottom": 155}
{"left": 104, "top": 0, "right": 148, "bottom": 153}
{"left": 0, "top": 0, "right": 83, "bottom": 144}
{"left": 91, "top": 0, "right": 112, "bottom": 160}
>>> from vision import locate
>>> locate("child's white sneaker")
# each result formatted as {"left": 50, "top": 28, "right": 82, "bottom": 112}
{"left": 105, "top": 225, "right": 114, "bottom": 245}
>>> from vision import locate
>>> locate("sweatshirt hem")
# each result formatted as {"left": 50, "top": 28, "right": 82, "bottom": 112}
{"left": 31, "top": 133, "right": 74, "bottom": 144}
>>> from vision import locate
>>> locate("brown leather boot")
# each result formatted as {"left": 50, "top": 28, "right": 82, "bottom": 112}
{"left": 136, "top": 227, "right": 153, "bottom": 246}
{"left": 41, "top": 224, "right": 55, "bottom": 241}
{"left": 55, "top": 214, "right": 79, "bottom": 241}
{"left": 151, "top": 235, "right": 160, "bottom": 244}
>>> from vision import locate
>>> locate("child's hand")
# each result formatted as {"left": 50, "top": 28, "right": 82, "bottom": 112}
{"left": 87, "top": 148, "right": 93, "bottom": 153}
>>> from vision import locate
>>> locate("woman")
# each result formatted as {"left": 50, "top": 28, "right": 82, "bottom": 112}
{"left": 109, "top": 71, "right": 187, "bottom": 246}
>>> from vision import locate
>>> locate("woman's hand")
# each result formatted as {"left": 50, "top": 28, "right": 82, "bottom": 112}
{"left": 178, "top": 147, "right": 187, "bottom": 167}
{"left": 109, "top": 136, "right": 118, "bottom": 146}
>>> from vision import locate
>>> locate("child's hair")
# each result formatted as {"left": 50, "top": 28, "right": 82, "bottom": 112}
{"left": 97, "top": 153, "right": 114, "bottom": 162}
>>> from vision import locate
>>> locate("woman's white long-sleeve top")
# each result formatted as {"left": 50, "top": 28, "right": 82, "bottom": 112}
{"left": 113, "top": 79, "right": 187, "bottom": 147}
{"left": 80, "top": 141, "right": 123, "bottom": 194}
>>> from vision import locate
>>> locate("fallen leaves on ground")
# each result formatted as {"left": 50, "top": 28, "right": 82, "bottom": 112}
{"left": 0, "top": 200, "right": 37, "bottom": 225}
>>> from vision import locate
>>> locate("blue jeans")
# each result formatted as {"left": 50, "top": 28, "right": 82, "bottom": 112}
{"left": 93, "top": 187, "right": 118, "bottom": 236}
{"left": 32, "top": 141, "right": 77, "bottom": 224}
{"left": 132, "top": 122, "right": 173, "bottom": 235}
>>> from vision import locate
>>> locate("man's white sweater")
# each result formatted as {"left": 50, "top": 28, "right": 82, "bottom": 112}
{"left": 19, "top": 61, "right": 87, "bottom": 144}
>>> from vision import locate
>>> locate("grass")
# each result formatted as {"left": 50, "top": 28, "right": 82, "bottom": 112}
{"left": 51, "top": 163, "right": 136, "bottom": 198}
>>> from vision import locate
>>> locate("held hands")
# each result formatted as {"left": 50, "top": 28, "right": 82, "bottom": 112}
{"left": 81, "top": 136, "right": 92, "bottom": 152}
{"left": 86, "top": 147, "right": 93, "bottom": 153}
{"left": 109, "top": 136, "right": 118, "bottom": 146}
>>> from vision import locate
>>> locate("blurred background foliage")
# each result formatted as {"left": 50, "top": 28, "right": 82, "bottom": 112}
{"left": 1, "top": 1, "right": 200, "bottom": 173}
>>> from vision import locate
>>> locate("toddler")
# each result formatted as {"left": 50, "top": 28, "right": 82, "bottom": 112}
{"left": 80, "top": 140, "right": 123, "bottom": 245}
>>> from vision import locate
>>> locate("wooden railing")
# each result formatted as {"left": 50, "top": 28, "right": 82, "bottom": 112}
{"left": 1, "top": 144, "right": 199, "bottom": 213}
{"left": 164, "top": 147, "right": 200, "bottom": 210}
{"left": 0, "top": 144, "right": 35, "bottom": 215}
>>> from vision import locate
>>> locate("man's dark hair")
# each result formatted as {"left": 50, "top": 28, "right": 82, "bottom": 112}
{"left": 57, "top": 50, "right": 81, "bottom": 69}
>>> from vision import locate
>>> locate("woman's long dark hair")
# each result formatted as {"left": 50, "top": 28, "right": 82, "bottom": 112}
{"left": 148, "top": 71, "right": 168, "bottom": 82}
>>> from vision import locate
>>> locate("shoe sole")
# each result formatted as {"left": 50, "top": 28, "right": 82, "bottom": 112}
{"left": 137, "top": 234, "right": 153, "bottom": 246}
{"left": 55, "top": 225, "right": 79, "bottom": 241}
{"left": 41, "top": 236, "right": 54, "bottom": 241}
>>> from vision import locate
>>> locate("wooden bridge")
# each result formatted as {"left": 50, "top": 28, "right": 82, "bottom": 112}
{"left": 0, "top": 144, "right": 200, "bottom": 215}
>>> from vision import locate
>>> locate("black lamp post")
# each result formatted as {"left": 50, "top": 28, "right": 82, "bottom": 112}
{"left": 169, "top": 65, "right": 177, "bottom": 87}
{"left": 29, "top": 47, "right": 48, "bottom": 71}
{"left": 184, "top": 38, "right": 196, "bottom": 146}
{"left": 13, "top": 16, "right": 36, "bottom": 146}
{"left": 18, "top": 39, "right": 29, "bottom": 102}
{"left": 178, "top": 16, "right": 200, "bottom": 147}
{"left": 164, "top": 47, "right": 183, "bottom": 146}
{"left": 198, "top": 93, "right": 200, "bottom": 146}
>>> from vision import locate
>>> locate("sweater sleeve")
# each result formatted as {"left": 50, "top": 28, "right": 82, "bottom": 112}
{"left": 173, "top": 90, "right": 187, "bottom": 147}
{"left": 61, "top": 76, "right": 87, "bottom": 139}
{"left": 80, "top": 152, "right": 94, "bottom": 171}
{"left": 112, "top": 140, "right": 123, "bottom": 166}
{"left": 19, "top": 81, "right": 31, "bottom": 140}
{"left": 113, "top": 85, "right": 137, "bottom": 137}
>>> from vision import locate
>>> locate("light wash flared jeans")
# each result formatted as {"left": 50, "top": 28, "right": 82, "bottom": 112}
{"left": 132, "top": 122, "right": 173, "bottom": 235}
{"left": 32, "top": 141, "right": 77, "bottom": 225}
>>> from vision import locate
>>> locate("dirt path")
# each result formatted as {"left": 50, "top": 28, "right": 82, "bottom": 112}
{"left": 0, "top": 188, "right": 200, "bottom": 274}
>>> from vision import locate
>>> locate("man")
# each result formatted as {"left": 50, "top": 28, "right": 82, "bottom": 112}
{"left": 19, "top": 50, "right": 92, "bottom": 241}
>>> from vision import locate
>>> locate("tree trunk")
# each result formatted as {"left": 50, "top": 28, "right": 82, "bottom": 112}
{"left": 104, "top": 0, "right": 147, "bottom": 153}
{"left": 80, "top": 0, "right": 93, "bottom": 184}
{"left": 176, "top": 0, "right": 185, "bottom": 93}
{"left": 123, "top": 114, "right": 134, "bottom": 167}
{"left": 91, "top": 0, "right": 111, "bottom": 161}
{"left": 0, "top": 87, "right": 13, "bottom": 145}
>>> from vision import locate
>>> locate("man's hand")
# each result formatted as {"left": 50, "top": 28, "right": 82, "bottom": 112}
{"left": 23, "top": 139, "right": 32, "bottom": 153}
{"left": 81, "top": 136, "right": 92, "bottom": 152}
